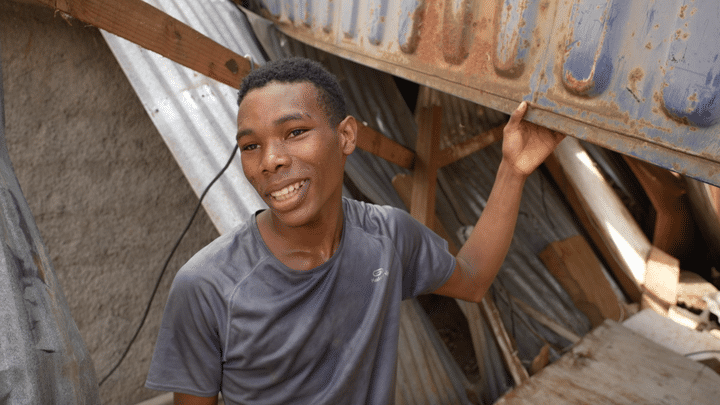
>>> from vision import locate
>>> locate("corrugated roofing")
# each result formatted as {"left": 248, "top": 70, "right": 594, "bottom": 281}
{"left": 101, "top": 0, "right": 267, "bottom": 235}
{"left": 250, "top": 0, "right": 720, "bottom": 187}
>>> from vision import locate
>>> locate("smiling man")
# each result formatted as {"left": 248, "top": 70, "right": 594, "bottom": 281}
{"left": 145, "top": 57, "right": 564, "bottom": 405}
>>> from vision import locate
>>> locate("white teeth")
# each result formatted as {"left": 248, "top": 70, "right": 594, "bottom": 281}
{"left": 270, "top": 180, "right": 305, "bottom": 201}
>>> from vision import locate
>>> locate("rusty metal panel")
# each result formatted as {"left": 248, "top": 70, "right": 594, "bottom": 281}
{"left": 0, "top": 42, "right": 100, "bottom": 404}
{"left": 250, "top": 0, "right": 720, "bottom": 186}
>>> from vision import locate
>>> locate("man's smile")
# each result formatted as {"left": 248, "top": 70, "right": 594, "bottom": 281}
{"left": 269, "top": 179, "right": 307, "bottom": 202}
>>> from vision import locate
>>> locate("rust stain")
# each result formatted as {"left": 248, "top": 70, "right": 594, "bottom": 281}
{"left": 679, "top": 4, "right": 687, "bottom": 19}
{"left": 645, "top": 42, "right": 652, "bottom": 50}
{"left": 564, "top": 69, "right": 594, "bottom": 95}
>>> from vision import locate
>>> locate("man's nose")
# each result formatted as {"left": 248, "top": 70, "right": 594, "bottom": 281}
{"left": 261, "top": 140, "right": 291, "bottom": 173}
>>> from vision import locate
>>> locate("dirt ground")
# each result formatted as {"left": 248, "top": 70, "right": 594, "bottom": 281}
{"left": 1, "top": 2, "right": 220, "bottom": 403}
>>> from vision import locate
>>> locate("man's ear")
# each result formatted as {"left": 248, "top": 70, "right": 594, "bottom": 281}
{"left": 337, "top": 115, "right": 357, "bottom": 156}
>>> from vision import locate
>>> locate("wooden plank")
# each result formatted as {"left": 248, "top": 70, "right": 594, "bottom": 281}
{"left": 623, "top": 155, "right": 694, "bottom": 260}
{"left": 356, "top": 123, "right": 416, "bottom": 170}
{"left": 641, "top": 247, "right": 679, "bottom": 314}
{"left": 435, "top": 125, "right": 504, "bottom": 168}
{"left": 495, "top": 320, "right": 720, "bottom": 404}
{"left": 539, "top": 235, "right": 624, "bottom": 327}
{"left": 545, "top": 138, "right": 648, "bottom": 302}
{"left": 410, "top": 105, "right": 443, "bottom": 226}
{"left": 34, "top": 0, "right": 252, "bottom": 89}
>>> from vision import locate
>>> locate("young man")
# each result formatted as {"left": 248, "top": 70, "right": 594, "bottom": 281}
{"left": 145, "top": 57, "right": 564, "bottom": 405}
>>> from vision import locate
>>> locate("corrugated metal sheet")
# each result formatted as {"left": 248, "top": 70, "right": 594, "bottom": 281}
{"left": 250, "top": 0, "right": 720, "bottom": 187}
{"left": 101, "top": 0, "right": 267, "bottom": 235}
{"left": 0, "top": 41, "right": 100, "bottom": 404}
{"left": 253, "top": 23, "right": 604, "bottom": 402}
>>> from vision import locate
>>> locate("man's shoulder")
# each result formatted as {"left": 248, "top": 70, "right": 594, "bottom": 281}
{"left": 343, "top": 198, "right": 415, "bottom": 237}
{"left": 176, "top": 215, "right": 265, "bottom": 285}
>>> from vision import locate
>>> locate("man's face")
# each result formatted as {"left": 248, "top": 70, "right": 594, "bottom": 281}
{"left": 237, "top": 81, "right": 355, "bottom": 228}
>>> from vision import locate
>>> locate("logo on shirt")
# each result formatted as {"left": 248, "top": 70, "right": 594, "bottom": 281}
{"left": 371, "top": 267, "right": 389, "bottom": 283}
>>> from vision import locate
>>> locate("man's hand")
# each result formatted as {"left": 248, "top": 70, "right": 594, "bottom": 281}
{"left": 502, "top": 101, "right": 565, "bottom": 177}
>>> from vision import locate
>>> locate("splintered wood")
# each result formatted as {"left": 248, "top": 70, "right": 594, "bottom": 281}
{"left": 495, "top": 320, "right": 720, "bottom": 404}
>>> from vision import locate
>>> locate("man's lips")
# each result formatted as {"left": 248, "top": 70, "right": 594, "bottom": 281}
{"left": 268, "top": 179, "right": 307, "bottom": 202}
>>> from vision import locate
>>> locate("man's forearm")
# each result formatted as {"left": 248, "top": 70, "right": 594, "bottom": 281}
{"left": 455, "top": 159, "right": 527, "bottom": 301}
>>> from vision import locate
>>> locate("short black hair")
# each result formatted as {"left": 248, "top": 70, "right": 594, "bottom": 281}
{"left": 237, "top": 57, "right": 347, "bottom": 127}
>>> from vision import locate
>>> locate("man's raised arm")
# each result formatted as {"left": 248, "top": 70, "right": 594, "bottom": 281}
{"left": 433, "top": 102, "right": 565, "bottom": 303}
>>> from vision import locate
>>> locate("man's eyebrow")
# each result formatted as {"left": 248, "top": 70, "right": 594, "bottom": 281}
{"left": 273, "top": 113, "right": 308, "bottom": 126}
{"left": 236, "top": 128, "right": 252, "bottom": 141}
{"left": 236, "top": 113, "right": 311, "bottom": 141}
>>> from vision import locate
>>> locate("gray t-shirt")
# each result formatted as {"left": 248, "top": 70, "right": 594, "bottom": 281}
{"left": 145, "top": 198, "right": 456, "bottom": 404}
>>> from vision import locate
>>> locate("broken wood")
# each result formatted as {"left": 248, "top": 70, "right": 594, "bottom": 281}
{"left": 545, "top": 138, "right": 649, "bottom": 302}
{"left": 495, "top": 320, "right": 720, "bottom": 404}
{"left": 479, "top": 295, "right": 530, "bottom": 385}
{"left": 677, "top": 270, "right": 719, "bottom": 312}
{"left": 528, "top": 344, "right": 550, "bottom": 376}
{"left": 539, "top": 235, "right": 624, "bottom": 327}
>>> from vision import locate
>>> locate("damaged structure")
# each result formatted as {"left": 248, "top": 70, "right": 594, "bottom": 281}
{"left": 1, "top": 0, "right": 720, "bottom": 404}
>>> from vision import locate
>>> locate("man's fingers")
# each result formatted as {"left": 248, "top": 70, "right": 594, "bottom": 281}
{"left": 507, "top": 101, "right": 528, "bottom": 127}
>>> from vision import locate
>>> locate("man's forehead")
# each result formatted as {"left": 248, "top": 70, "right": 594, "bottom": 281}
{"left": 238, "top": 81, "right": 324, "bottom": 122}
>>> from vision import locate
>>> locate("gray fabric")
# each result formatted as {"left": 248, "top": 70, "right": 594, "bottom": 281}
{"left": 146, "top": 198, "right": 456, "bottom": 404}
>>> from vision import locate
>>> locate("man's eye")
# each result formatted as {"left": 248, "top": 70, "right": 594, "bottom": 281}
{"left": 241, "top": 143, "right": 258, "bottom": 151}
{"left": 289, "top": 129, "right": 306, "bottom": 137}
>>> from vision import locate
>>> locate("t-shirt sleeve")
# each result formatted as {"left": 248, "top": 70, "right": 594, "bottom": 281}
{"left": 391, "top": 208, "right": 456, "bottom": 300}
{"left": 145, "top": 267, "right": 224, "bottom": 396}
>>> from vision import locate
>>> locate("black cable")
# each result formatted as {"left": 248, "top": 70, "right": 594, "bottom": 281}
{"left": 99, "top": 144, "right": 240, "bottom": 386}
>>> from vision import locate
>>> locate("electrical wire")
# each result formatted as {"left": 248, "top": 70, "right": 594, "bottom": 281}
{"left": 99, "top": 144, "right": 240, "bottom": 386}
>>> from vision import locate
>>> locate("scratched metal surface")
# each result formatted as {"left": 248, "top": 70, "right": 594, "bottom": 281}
{"left": 0, "top": 42, "right": 100, "bottom": 404}
{"left": 249, "top": 0, "right": 720, "bottom": 186}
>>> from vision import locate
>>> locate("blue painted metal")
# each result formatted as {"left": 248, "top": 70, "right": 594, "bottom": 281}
{"left": 251, "top": 0, "right": 720, "bottom": 186}
{"left": 0, "top": 41, "right": 100, "bottom": 405}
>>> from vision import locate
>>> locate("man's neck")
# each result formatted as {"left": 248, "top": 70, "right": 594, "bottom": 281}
{"left": 257, "top": 199, "right": 345, "bottom": 271}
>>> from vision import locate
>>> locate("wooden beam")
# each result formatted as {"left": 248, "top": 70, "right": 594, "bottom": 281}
{"left": 392, "top": 173, "right": 457, "bottom": 254}
{"left": 545, "top": 138, "right": 648, "bottom": 302}
{"left": 436, "top": 125, "right": 504, "bottom": 168}
{"left": 539, "top": 235, "right": 624, "bottom": 327}
{"left": 410, "top": 105, "right": 443, "bottom": 226}
{"left": 623, "top": 155, "right": 695, "bottom": 261}
{"left": 356, "top": 124, "right": 415, "bottom": 170}
{"left": 33, "top": 0, "right": 252, "bottom": 89}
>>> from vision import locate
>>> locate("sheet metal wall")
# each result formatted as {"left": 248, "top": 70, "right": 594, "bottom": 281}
{"left": 251, "top": 0, "right": 720, "bottom": 187}
{"left": 0, "top": 41, "right": 100, "bottom": 405}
